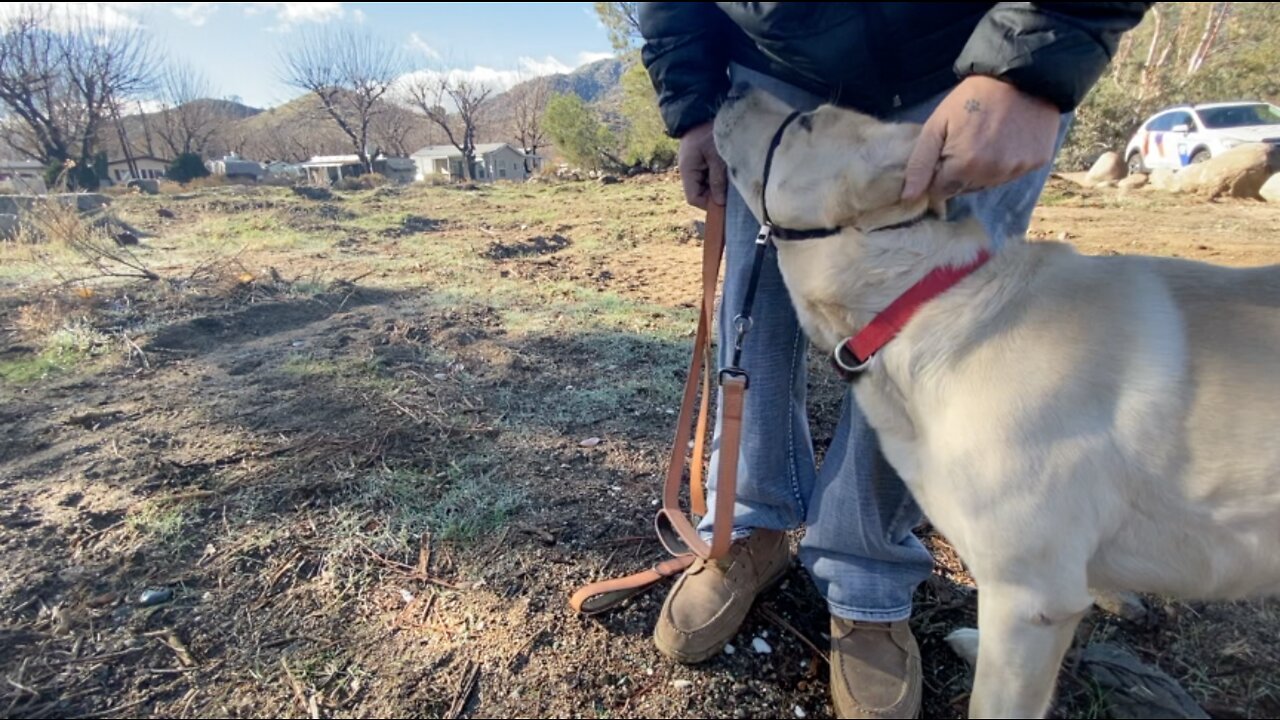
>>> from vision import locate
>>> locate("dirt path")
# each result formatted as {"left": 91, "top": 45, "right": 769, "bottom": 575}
{"left": 1, "top": 177, "right": 1278, "bottom": 719}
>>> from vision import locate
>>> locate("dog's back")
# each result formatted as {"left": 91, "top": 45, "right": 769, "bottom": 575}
{"left": 1077, "top": 254, "right": 1280, "bottom": 600}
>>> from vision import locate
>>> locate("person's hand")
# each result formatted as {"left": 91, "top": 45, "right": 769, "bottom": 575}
{"left": 678, "top": 121, "right": 727, "bottom": 209}
{"left": 902, "top": 75, "right": 1060, "bottom": 203}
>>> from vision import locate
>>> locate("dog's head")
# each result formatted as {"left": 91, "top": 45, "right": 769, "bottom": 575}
{"left": 714, "top": 86, "right": 936, "bottom": 233}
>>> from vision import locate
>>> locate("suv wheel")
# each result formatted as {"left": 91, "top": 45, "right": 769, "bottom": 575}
{"left": 1126, "top": 152, "right": 1145, "bottom": 175}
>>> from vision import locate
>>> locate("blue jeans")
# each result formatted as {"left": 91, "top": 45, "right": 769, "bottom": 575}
{"left": 698, "top": 64, "right": 1074, "bottom": 622}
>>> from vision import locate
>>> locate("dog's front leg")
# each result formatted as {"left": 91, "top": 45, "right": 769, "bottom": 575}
{"left": 968, "top": 582, "right": 1089, "bottom": 719}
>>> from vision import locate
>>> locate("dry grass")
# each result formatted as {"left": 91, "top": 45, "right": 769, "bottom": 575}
{"left": 0, "top": 175, "right": 1278, "bottom": 719}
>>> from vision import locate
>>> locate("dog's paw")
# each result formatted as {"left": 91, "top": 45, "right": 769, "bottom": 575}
{"left": 945, "top": 627, "right": 980, "bottom": 668}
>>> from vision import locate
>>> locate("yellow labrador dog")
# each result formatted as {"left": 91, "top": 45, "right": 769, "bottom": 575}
{"left": 713, "top": 87, "right": 1280, "bottom": 718}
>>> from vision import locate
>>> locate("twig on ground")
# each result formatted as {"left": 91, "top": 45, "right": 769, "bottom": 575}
{"left": 444, "top": 661, "right": 480, "bottom": 720}
{"left": 759, "top": 605, "right": 830, "bottom": 665}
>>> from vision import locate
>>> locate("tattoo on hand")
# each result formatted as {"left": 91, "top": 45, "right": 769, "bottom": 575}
{"left": 965, "top": 99, "right": 982, "bottom": 114}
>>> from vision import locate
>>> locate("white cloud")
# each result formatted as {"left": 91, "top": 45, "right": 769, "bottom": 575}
{"left": 408, "top": 32, "right": 440, "bottom": 60}
{"left": 395, "top": 50, "right": 616, "bottom": 106}
{"left": 351, "top": 7, "right": 365, "bottom": 23}
{"left": 245, "top": 2, "right": 345, "bottom": 31}
{"left": 576, "top": 51, "right": 614, "bottom": 66}
{"left": 172, "top": 2, "right": 218, "bottom": 27}
{"left": 517, "top": 55, "right": 573, "bottom": 77}
{"left": 0, "top": 2, "right": 146, "bottom": 30}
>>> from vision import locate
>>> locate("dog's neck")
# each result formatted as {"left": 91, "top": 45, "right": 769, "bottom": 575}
{"left": 850, "top": 216, "right": 992, "bottom": 326}
{"left": 773, "top": 214, "right": 995, "bottom": 355}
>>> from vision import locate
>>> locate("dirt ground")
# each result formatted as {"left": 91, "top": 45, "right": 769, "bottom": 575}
{"left": 2, "top": 175, "right": 1279, "bottom": 719}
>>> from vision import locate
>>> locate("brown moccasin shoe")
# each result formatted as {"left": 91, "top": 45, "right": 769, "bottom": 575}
{"left": 653, "top": 528, "right": 791, "bottom": 664}
{"left": 830, "top": 617, "right": 922, "bottom": 719}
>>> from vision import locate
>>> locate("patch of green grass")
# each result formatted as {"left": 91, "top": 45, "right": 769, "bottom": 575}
{"left": 0, "top": 321, "right": 112, "bottom": 385}
{"left": 280, "top": 353, "right": 340, "bottom": 378}
{"left": 424, "top": 462, "right": 522, "bottom": 543}
{"left": 127, "top": 501, "right": 188, "bottom": 542}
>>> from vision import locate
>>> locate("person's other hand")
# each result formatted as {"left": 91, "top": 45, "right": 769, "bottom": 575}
{"left": 902, "top": 75, "right": 1060, "bottom": 203}
{"left": 678, "top": 121, "right": 728, "bottom": 209}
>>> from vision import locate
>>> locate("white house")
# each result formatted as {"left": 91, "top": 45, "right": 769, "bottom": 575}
{"left": 411, "top": 142, "right": 541, "bottom": 183}
{"left": 300, "top": 154, "right": 416, "bottom": 185}
{"left": 106, "top": 156, "right": 169, "bottom": 184}
{"left": 0, "top": 159, "right": 47, "bottom": 193}
{"left": 207, "top": 153, "right": 265, "bottom": 181}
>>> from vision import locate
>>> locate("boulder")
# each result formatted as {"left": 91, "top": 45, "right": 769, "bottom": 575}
{"left": 1174, "top": 142, "right": 1280, "bottom": 199}
{"left": 1118, "top": 173, "right": 1149, "bottom": 189}
{"left": 75, "top": 193, "right": 111, "bottom": 212}
{"left": 599, "top": 174, "right": 620, "bottom": 185}
{"left": 1058, "top": 171, "right": 1098, "bottom": 189}
{"left": 1260, "top": 173, "right": 1280, "bottom": 203}
{"left": 1087, "top": 151, "right": 1126, "bottom": 183}
{"left": 126, "top": 178, "right": 160, "bottom": 195}
{"left": 1149, "top": 168, "right": 1178, "bottom": 191}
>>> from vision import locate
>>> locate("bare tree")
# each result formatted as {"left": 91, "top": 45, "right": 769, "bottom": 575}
{"left": 279, "top": 26, "right": 407, "bottom": 171}
{"left": 157, "top": 61, "right": 221, "bottom": 157}
{"left": 405, "top": 75, "right": 493, "bottom": 181}
{"left": 370, "top": 105, "right": 421, "bottom": 157}
{"left": 508, "top": 76, "right": 550, "bottom": 171}
{"left": 0, "top": 5, "right": 156, "bottom": 186}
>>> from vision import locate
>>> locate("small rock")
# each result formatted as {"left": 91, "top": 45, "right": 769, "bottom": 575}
{"left": 399, "top": 589, "right": 415, "bottom": 604}
{"left": 137, "top": 587, "right": 173, "bottom": 607}
{"left": 751, "top": 637, "right": 773, "bottom": 654}
{"left": 157, "top": 207, "right": 176, "bottom": 219}
{"left": 599, "top": 175, "right": 620, "bottom": 185}
{"left": 1118, "top": 173, "right": 1149, "bottom": 190}
{"left": 671, "top": 679, "right": 693, "bottom": 690}
{"left": 723, "top": 643, "right": 736, "bottom": 655}
{"left": 579, "top": 437, "right": 602, "bottom": 448}
{"left": 1094, "top": 589, "right": 1149, "bottom": 624}
{"left": 794, "top": 706, "right": 807, "bottom": 719}
{"left": 114, "top": 231, "right": 139, "bottom": 247}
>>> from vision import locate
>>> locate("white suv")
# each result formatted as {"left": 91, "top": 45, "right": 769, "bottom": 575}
{"left": 1123, "top": 101, "right": 1280, "bottom": 174}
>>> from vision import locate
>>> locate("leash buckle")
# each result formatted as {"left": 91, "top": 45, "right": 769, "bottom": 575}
{"left": 755, "top": 223, "right": 773, "bottom": 246}
{"left": 719, "top": 366, "right": 750, "bottom": 390}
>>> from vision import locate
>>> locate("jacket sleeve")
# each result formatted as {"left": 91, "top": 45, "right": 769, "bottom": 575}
{"left": 638, "top": 2, "right": 732, "bottom": 138}
{"left": 954, "top": 2, "right": 1155, "bottom": 112}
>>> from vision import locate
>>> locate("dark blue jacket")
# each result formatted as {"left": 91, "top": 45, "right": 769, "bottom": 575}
{"left": 639, "top": 2, "right": 1154, "bottom": 137}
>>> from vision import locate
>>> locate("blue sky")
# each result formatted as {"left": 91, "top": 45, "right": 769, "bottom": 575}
{"left": 21, "top": 3, "right": 616, "bottom": 108}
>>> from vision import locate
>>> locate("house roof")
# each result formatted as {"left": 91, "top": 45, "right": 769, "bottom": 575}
{"left": 301, "top": 154, "right": 413, "bottom": 168}
{"left": 107, "top": 155, "right": 170, "bottom": 166}
{"left": 302, "top": 154, "right": 364, "bottom": 167}
{"left": 0, "top": 159, "right": 43, "bottom": 170}
{"left": 411, "top": 142, "right": 524, "bottom": 159}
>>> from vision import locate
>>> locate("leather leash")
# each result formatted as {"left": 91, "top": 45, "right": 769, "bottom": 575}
{"left": 569, "top": 202, "right": 745, "bottom": 615}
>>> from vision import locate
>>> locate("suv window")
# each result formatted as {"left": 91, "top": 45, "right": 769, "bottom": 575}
{"left": 1197, "top": 103, "right": 1280, "bottom": 129}
{"left": 1166, "top": 111, "right": 1194, "bottom": 131}
{"left": 1146, "top": 113, "right": 1176, "bottom": 132}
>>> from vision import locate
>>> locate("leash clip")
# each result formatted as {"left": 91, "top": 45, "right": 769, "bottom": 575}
{"left": 755, "top": 223, "right": 772, "bottom": 246}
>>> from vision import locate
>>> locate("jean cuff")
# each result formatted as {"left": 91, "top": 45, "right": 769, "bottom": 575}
{"left": 827, "top": 600, "right": 913, "bottom": 624}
